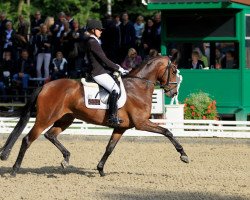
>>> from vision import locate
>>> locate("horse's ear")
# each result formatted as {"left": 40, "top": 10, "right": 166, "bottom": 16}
{"left": 170, "top": 52, "right": 180, "bottom": 65}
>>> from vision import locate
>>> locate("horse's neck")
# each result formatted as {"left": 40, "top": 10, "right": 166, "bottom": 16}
{"left": 129, "top": 65, "right": 157, "bottom": 83}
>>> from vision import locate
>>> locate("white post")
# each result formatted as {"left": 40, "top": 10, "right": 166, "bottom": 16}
{"left": 166, "top": 69, "right": 184, "bottom": 135}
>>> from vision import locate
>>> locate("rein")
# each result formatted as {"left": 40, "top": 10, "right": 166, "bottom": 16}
{"left": 123, "top": 76, "right": 156, "bottom": 88}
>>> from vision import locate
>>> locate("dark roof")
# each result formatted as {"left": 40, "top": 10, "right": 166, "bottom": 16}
{"left": 148, "top": 0, "right": 250, "bottom": 5}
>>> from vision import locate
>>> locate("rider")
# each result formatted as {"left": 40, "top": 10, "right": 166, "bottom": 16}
{"left": 85, "top": 19, "right": 129, "bottom": 127}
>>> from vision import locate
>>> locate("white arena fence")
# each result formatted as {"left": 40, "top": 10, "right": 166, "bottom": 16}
{"left": 0, "top": 118, "right": 250, "bottom": 138}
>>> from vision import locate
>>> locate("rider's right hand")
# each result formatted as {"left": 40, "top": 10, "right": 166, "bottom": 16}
{"left": 118, "top": 66, "right": 129, "bottom": 75}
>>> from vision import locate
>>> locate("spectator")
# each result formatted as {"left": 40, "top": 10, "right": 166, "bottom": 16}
{"left": 60, "top": 19, "right": 71, "bottom": 57}
{"left": 0, "top": 66, "right": 7, "bottom": 101}
{"left": 101, "top": 17, "right": 119, "bottom": 63}
{"left": 35, "top": 24, "right": 52, "bottom": 78}
{"left": 119, "top": 12, "right": 136, "bottom": 63}
{"left": 102, "top": 14, "right": 121, "bottom": 63}
{"left": 153, "top": 13, "right": 161, "bottom": 52}
{"left": 122, "top": 48, "right": 142, "bottom": 71}
{"left": 30, "top": 11, "right": 43, "bottom": 36}
{"left": 0, "top": 11, "right": 10, "bottom": 60}
{"left": 0, "top": 51, "right": 15, "bottom": 87}
{"left": 114, "top": 14, "right": 121, "bottom": 27}
{"left": 52, "top": 12, "right": 66, "bottom": 53}
{"left": 0, "top": 11, "right": 9, "bottom": 34}
{"left": 134, "top": 15, "right": 145, "bottom": 58}
{"left": 44, "top": 16, "right": 55, "bottom": 33}
{"left": 67, "top": 20, "right": 84, "bottom": 78}
{"left": 142, "top": 19, "right": 156, "bottom": 56}
{"left": 194, "top": 47, "right": 208, "bottom": 68}
{"left": 221, "top": 50, "right": 238, "bottom": 69}
{"left": 16, "top": 15, "right": 30, "bottom": 50}
{"left": 50, "top": 51, "right": 68, "bottom": 80}
{"left": 215, "top": 48, "right": 224, "bottom": 69}
{"left": 187, "top": 50, "right": 205, "bottom": 69}
{"left": 65, "top": 12, "right": 74, "bottom": 30}
{"left": 144, "top": 48, "right": 159, "bottom": 61}
{"left": 13, "top": 49, "right": 34, "bottom": 90}
{"left": 1, "top": 40, "right": 12, "bottom": 102}
{"left": 1, "top": 21, "right": 18, "bottom": 61}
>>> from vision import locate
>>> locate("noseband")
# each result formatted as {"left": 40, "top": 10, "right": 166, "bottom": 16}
{"left": 159, "top": 60, "right": 177, "bottom": 95}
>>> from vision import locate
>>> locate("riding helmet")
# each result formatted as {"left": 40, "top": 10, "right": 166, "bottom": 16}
{"left": 86, "top": 19, "right": 104, "bottom": 30}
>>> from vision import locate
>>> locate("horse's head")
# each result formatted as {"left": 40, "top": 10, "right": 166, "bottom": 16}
{"left": 158, "top": 57, "right": 178, "bottom": 98}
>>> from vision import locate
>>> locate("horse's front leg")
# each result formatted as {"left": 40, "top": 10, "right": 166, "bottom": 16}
{"left": 136, "top": 120, "right": 189, "bottom": 163}
{"left": 97, "top": 128, "right": 126, "bottom": 177}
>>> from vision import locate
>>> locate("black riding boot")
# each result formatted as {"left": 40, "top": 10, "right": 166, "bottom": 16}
{"left": 107, "top": 90, "right": 122, "bottom": 127}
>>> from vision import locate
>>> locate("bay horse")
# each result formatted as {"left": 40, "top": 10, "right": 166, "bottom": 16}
{"left": 0, "top": 56, "right": 189, "bottom": 177}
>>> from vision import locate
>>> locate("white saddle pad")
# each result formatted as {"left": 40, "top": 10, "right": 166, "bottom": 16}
{"left": 81, "top": 77, "right": 127, "bottom": 109}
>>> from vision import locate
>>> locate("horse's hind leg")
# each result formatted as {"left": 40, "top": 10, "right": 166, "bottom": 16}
{"left": 44, "top": 114, "right": 75, "bottom": 169}
{"left": 97, "top": 128, "right": 126, "bottom": 177}
{"left": 11, "top": 125, "right": 45, "bottom": 176}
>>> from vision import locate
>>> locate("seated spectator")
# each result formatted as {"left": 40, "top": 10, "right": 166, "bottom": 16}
{"left": 0, "top": 62, "right": 7, "bottom": 101}
{"left": 187, "top": 50, "right": 205, "bottom": 69}
{"left": 194, "top": 47, "right": 208, "bottom": 68}
{"left": 50, "top": 51, "right": 68, "bottom": 80}
{"left": 0, "top": 73, "right": 7, "bottom": 101}
{"left": 0, "top": 51, "right": 15, "bottom": 88}
{"left": 13, "top": 49, "right": 34, "bottom": 90}
{"left": 215, "top": 48, "right": 224, "bottom": 69}
{"left": 144, "top": 48, "right": 158, "bottom": 61}
{"left": 221, "top": 50, "right": 238, "bottom": 69}
{"left": 122, "top": 48, "right": 142, "bottom": 71}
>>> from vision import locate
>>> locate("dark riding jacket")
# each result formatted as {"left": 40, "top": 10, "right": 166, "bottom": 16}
{"left": 86, "top": 36, "right": 119, "bottom": 77}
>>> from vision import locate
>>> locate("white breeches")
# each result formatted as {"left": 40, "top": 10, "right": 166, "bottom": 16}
{"left": 93, "top": 73, "right": 120, "bottom": 94}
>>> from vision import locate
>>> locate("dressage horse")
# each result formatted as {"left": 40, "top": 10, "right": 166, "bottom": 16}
{"left": 0, "top": 56, "right": 189, "bottom": 176}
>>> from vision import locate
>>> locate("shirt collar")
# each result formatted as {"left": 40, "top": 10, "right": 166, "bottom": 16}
{"left": 90, "top": 34, "right": 101, "bottom": 44}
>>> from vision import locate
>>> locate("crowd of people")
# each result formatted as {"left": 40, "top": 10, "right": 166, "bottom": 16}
{"left": 0, "top": 10, "right": 162, "bottom": 102}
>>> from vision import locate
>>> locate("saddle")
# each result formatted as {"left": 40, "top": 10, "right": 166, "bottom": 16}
{"left": 81, "top": 76, "right": 127, "bottom": 109}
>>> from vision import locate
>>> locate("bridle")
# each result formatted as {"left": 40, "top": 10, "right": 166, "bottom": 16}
{"left": 123, "top": 59, "right": 178, "bottom": 95}
{"left": 158, "top": 60, "right": 178, "bottom": 95}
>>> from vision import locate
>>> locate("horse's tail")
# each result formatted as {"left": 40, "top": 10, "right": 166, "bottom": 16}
{"left": 0, "top": 87, "right": 43, "bottom": 160}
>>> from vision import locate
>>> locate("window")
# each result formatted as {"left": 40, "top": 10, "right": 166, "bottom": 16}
{"left": 167, "top": 42, "right": 239, "bottom": 69}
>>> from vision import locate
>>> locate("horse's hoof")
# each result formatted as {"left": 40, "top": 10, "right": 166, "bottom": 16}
{"left": 180, "top": 155, "right": 189, "bottom": 163}
{"left": 97, "top": 167, "right": 105, "bottom": 177}
{"left": 10, "top": 171, "right": 17, "bottom": 177}
{"left": 0, "top": 151, "right": 9, "bottom": 161}
{"left": 61, "top": 160, "right": 69, "bottom": 169}
{"left": 98, "top": 170, "right": 105, "bottom": 177}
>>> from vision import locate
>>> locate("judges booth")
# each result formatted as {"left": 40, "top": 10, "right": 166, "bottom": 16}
{"left": 147, "top": 0, "right": 250, "bottom": 120}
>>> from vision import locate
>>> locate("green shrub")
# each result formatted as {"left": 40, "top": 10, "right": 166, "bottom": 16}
{"left": 184, "top": 91, "right": 218, "bottom": 120}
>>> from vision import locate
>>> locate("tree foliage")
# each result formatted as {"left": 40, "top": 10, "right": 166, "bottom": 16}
{"left": 0, "top": 0, "right": 100, "bottom": 26}
{"left": 0, "top": 0, "right": 157, "bottom": 27}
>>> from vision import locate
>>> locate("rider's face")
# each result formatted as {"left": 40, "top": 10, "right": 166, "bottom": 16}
{"left": 94, "top": 29, "right": 102, "bottom": 38}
